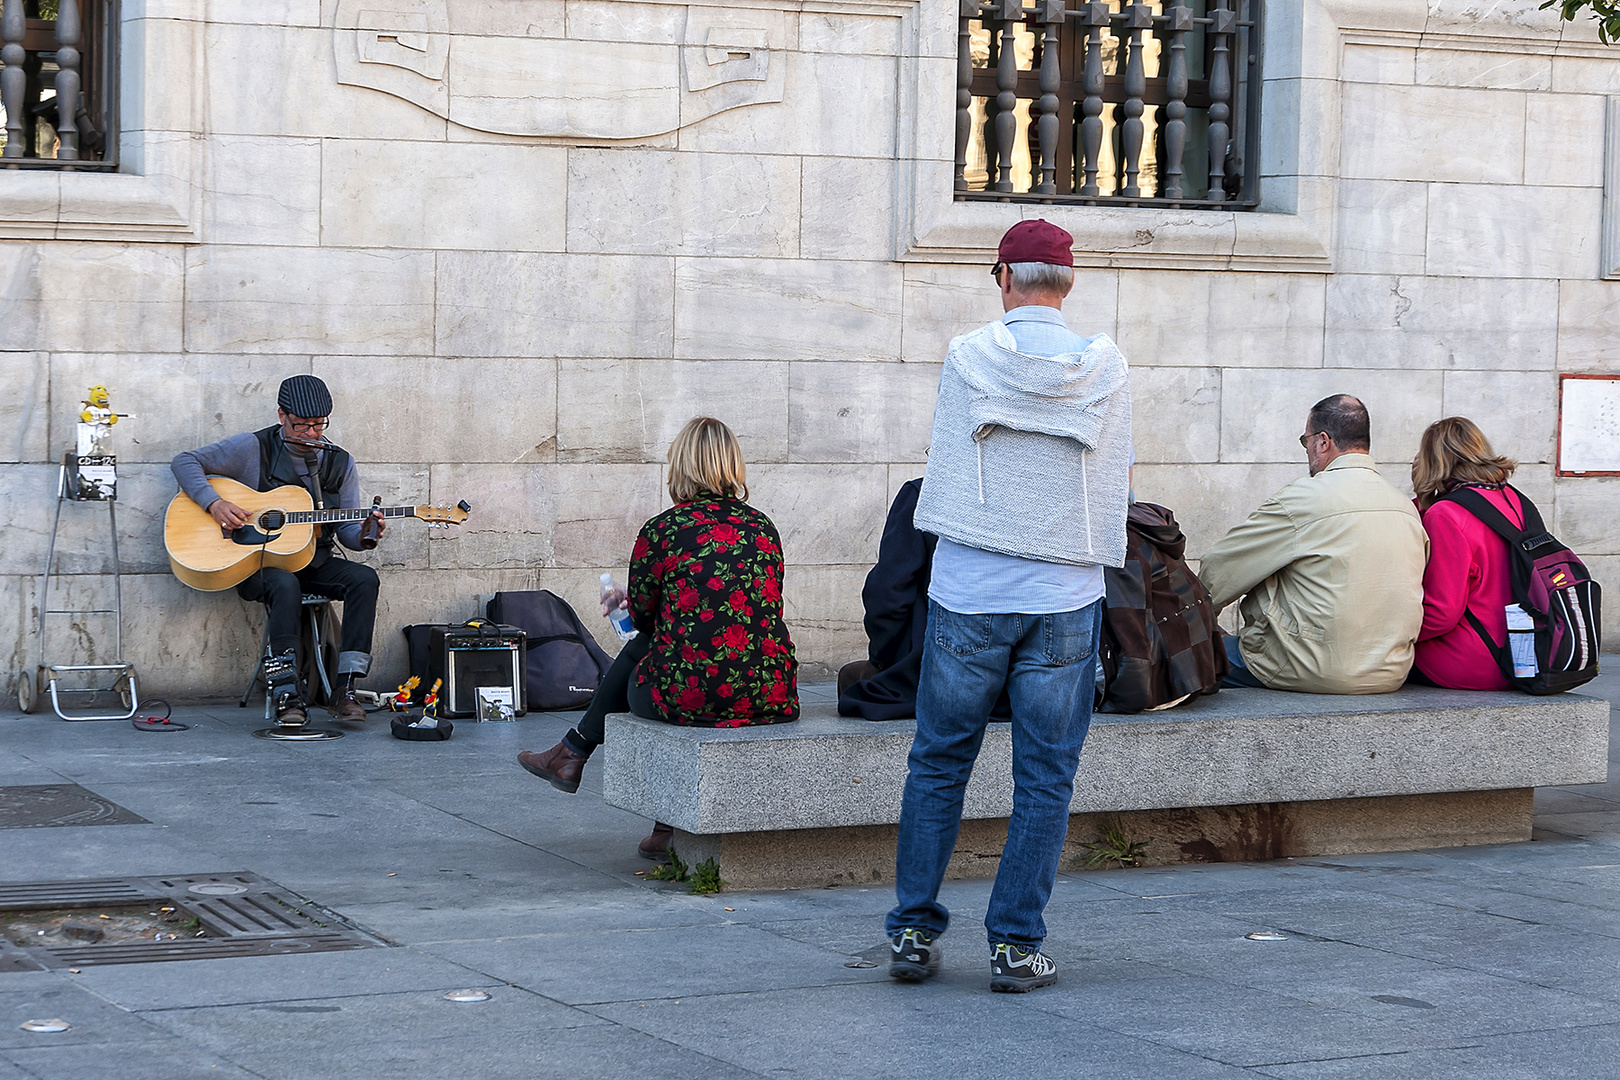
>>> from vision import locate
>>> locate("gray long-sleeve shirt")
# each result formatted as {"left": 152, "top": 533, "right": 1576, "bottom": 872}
{"left": 171, "top": 432, "right": 367, "bottom": 550}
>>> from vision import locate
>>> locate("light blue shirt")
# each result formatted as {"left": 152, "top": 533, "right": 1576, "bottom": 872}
{"left": 928, "top": 306, "right": 1124, "bottom": 616}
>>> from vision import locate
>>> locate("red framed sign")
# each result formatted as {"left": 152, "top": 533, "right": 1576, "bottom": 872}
{"left": 1558, "top": 373, "right": 1620, "bottom": 477}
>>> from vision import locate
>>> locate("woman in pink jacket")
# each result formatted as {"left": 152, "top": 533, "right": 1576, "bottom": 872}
{"left": 1410, "top": 417, "right": 1522, "bottom": 690}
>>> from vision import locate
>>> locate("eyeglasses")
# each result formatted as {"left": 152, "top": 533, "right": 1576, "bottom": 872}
{"left": 990, "top": 262, "right": 1005, "bottom": 282}
{"left": 1298, "top": 431, "right": 1324, "bottom": 448}
{"left": 286, "top": 416, "right": 329, "bottom": 433}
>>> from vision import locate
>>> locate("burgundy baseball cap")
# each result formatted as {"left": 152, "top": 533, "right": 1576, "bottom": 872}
{"left": 997, "top": 219, "right": 1074, "bottom": 267}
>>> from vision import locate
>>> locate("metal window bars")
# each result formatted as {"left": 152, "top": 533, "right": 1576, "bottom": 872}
{"left": 0, "top": 0, "right": 118, "bottom": 168}
{"left": 955, "top": 0, "right": 1262, "bottom": 208}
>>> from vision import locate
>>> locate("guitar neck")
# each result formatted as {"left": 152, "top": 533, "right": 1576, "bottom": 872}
{"left": 284, "top": 506, "right": 417, "bottom": 526}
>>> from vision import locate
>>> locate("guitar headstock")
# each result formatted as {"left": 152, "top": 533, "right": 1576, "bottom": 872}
{"left": 417, "top": 499, "right": 471, "bottom": 529}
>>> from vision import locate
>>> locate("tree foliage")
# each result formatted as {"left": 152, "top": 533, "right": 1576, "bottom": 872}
{"left": 1544, "top": 0, "right": 1620, "bottom": 44}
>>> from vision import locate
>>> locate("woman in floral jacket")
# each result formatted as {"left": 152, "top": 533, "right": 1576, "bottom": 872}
{"left": 518, "top": 417, "right": 799, "bottom": 857}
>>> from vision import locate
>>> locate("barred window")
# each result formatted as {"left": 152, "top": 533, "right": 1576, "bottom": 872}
{"left": 0, "top": 0, "right": 119, "bottom": 168}
{"left": 956, "top": 0, "right": 1261, "bottom": 208}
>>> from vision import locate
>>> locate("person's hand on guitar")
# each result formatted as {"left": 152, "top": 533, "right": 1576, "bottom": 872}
{"left": 209, "top": 498, "right": 252, "bottom": 531}
{"left": 367, "top": 508, "right": 387, "bottom": 542}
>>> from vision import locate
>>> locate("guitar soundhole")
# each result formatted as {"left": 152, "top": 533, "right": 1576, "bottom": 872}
{"left": 259, "top": 510, "right": 286, "bottom": 531}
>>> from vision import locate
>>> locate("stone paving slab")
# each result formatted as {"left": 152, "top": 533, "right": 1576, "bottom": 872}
{"left": 0, "top": 669, "right": 1617, "bottom": 1078}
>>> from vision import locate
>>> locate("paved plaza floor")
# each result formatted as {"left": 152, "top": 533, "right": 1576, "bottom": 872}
{"left": 1, "top": 672, "right": 1617, "bottom": 1080}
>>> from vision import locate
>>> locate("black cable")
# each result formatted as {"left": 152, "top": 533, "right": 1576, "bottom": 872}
{"left": 132, "top": 699, "right": 188, "bottom": 732}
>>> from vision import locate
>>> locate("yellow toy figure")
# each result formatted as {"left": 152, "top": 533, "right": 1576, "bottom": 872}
{"left": 421, "top": 678, "right": 442, "bottom": 719}
{"left": 77, "top": 385, "right": 130, "bottom": 456}
{"left": 390, "top": 675, "right": 421, "bottom": 712}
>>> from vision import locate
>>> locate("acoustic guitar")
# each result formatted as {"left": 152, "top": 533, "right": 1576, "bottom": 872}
{"left": 165, "top": 477, "right": 470, "bottom": 591}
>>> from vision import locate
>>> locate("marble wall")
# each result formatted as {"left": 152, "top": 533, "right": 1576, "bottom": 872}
{"left": 3, "top": 0, "right": 1618, "bottom": 703}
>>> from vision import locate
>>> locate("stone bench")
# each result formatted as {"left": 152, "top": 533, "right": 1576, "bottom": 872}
{"left": 600, "top": 687, "right": 1610, "bottom": 890}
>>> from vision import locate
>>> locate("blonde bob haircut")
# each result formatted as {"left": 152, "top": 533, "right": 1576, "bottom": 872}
{"left": 667, "top": 416, "right": 748, "bottom": 504}
{"left": 1411, "top": 416, "right": 1516, "bottom": 510}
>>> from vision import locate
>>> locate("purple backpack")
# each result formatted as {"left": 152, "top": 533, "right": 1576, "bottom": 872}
{"left": 1439, "top": 485, "right": 1601, "bottom": 695}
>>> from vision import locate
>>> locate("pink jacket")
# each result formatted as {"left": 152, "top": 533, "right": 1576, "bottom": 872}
{"left": 1414, "top": 486, "right": 1524, "bottom": 691}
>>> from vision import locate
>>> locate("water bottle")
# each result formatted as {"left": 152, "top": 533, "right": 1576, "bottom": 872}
{"left": 1504, "top": 603, "right": 1537, "bottom": 679}
{"left": 600, "top": 573, "right": 637, "bottom": 642}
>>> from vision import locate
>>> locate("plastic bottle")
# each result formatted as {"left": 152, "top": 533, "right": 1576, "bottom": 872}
{"left": 600, "top": 573, "right": 637, "bottom": 642}
{"left": 1504, "top": 603, "right": 1538, "bottom": 679}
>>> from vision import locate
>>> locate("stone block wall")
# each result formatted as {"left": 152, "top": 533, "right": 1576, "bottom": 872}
{"left": 3, "top": 0, "right": 1618, "bottom": 702}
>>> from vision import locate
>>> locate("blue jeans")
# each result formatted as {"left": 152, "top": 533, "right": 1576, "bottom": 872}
{"left": 1222, "top": 634, "right": 1266, "bottom": 688}
{"left": 886, "top": 599, "right": 1102, "bottom": 948}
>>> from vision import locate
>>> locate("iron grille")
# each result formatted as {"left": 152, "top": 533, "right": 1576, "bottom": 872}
{"left": 956, "top": 0, "right": 1262, "bottom": 208}
{"left": 0, "top": 0, "right": 119, "bottom": 168}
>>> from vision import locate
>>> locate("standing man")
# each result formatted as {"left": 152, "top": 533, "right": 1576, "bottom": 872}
{"left": 1198, "top": 395, "right": 1427, "bottom": 693}
{"left": 171, "top": 375, "right": 385, "bottom": 724}
{"left": 888, "top": 221, "right": 1133, "bottom": 993}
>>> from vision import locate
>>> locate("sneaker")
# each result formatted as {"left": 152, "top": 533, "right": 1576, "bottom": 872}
{"left": 989, "top": 942, "right": 1058, "bottom": 993}
{"left": 888, "top": 928, "right": 941, "bottom": 982}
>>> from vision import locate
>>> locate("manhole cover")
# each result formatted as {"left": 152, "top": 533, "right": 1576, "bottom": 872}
{"left": 0, "top": 873, "right": 386, "bottom": 968}
{"left": 0, "top": 785, "right": 147, "bottom": 829}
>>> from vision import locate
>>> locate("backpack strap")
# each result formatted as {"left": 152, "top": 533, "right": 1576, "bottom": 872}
{"left": 1462, "top": 608, "right": 1519, "bottom": 685}
{"left": 1440, "top": 485, "right": 1560, "bottom": 558}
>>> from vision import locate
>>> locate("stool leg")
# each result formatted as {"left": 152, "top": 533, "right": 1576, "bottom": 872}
{"left": 308, "top": 604, "right": 334, "bottom": 703}
{"left": 241, "top": 633, "right": 269, "bottom": 708}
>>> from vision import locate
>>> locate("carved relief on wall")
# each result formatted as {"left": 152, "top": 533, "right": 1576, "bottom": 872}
{"left": 333, "top": 0, "right": 787, "bottom": 140}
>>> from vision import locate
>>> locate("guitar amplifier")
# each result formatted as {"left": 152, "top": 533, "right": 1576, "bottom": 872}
{"left": 427, "top": 623, "right": 527, "bottom": 718}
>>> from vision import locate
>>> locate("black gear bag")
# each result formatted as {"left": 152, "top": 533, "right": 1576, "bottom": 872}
{"left": 485, "top": 590, "right": 614, "bottom": 710}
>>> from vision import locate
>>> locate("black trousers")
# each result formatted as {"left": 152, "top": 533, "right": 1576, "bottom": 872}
{"left": 576, "top": 632, "right": 656, "bottom": 747}
{"left": 237, "top": 552, "right": 379, "bottom": 677}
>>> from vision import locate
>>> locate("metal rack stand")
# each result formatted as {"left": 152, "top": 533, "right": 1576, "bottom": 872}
{"left": 19, "top": 457, "right": 140, "bottom": 720}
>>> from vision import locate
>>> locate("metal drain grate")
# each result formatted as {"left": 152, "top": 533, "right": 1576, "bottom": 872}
{"left": 0, "top": 872, "right": 386, "bottom": 969}
{"left": 0, "top": 785, "right": 148, "bottom": 829}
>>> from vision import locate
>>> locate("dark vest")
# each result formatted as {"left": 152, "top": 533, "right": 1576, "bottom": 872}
{"left": 254, "top": 426, "right": 351, "bottom": 552}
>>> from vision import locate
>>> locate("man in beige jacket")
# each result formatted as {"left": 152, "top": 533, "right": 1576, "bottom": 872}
{"left": 1198, "top": 395, "right": 1428, "bottom": 694}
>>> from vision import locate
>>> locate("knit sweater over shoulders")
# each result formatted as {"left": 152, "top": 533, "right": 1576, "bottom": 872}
{"left": 913, "top": 320, "right": 1133, "bottom": 568}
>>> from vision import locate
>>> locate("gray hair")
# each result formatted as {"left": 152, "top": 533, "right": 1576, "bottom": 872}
{"left": 1005, "top": 261, "right": 1074, "bottom": 295}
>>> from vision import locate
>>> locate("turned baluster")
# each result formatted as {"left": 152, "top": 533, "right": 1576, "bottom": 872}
{"left": 955, "top": 0, "right": 978, "bottom": 191}
{"left": 54, "top": 0, "right": 81, "bottom": 160}
{"left": 1161, "top": 4, "right": 1192, "bottom": 201}
{"left": 992, "top": 0, "right": 1021, "bottom": 194}
{"left": 1033, "top": 0, "right": 1063, "bottom": 195}
{"left": 1, "top": 0, "right": 24, "bottom": 160}
{"left": 1119, "top": 3, "right": 1150, "bottom": 199}
{"left": 1077, "top": 1, "right": 1106, "bottom": 198}
{"left": 1207, "top": 0, "right": 1234, "bottom": 201}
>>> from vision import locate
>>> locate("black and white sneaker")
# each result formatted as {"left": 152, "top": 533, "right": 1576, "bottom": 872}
{"left": 989, "top": 942, "right": 1058, "bottom": 993}
{"left": 888, "top": 928, "right": 942, "bottom": 982}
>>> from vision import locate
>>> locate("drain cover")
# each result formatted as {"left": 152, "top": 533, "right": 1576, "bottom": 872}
{"left": 0, "top": 873, "right": 386, "bottom": 968}
{"left": 0, "top": 785, "right": 148, "bottom": 829}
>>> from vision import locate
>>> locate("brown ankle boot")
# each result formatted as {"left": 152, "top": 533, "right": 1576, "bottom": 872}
{"left": 638, "top": 822, "right": 674, "bottom": 861}
{"left": 327, "top": 675, "right": 366, "bottom": 722}
{"left": 518, "top": 741, "right": 588, "bottom": 793}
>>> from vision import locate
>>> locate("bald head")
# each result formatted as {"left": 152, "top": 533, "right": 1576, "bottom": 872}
{"left": 1307, "top": 394, "right": 1370, "bottom": 454}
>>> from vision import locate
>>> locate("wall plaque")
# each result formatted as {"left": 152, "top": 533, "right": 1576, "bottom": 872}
{"left": 1558, "top": 374, "right": 1620, "bottom": 476}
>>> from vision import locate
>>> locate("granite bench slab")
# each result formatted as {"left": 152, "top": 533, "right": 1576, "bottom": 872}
{"left": 599, "top": 687, "right": 1609, "bottom": 888}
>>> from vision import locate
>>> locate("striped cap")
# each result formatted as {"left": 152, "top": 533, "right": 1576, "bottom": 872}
{"left": 277, "top": 375, "right": 332, "bottom": 419}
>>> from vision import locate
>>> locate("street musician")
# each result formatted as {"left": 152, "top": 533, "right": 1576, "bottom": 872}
{"left": 170, "top": 375, "right": 385, "bottom": 724}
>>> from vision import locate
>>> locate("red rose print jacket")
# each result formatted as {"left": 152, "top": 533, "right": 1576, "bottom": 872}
{"left": 627, "top": 493, "right": 799, "bottom": 726}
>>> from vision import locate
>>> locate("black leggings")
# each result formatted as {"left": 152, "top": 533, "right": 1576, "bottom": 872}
{"left": 576, "top": 633, "right": 656, "bottom": 747}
